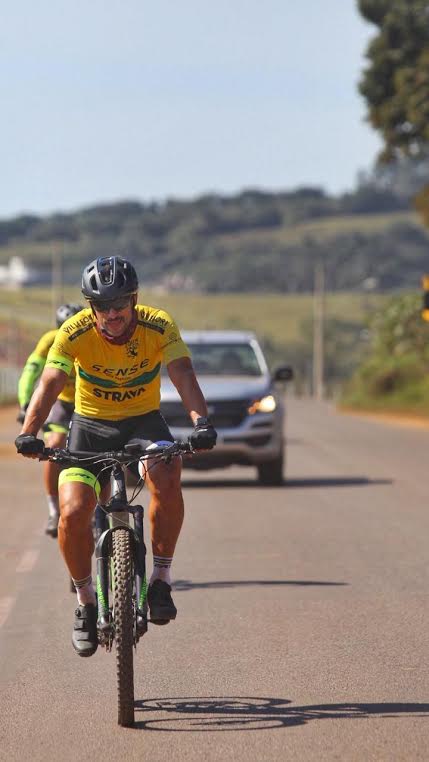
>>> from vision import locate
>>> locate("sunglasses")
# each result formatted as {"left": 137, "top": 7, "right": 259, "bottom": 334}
{"left": 91, "top": 296, "right": 131, "bottom": 313}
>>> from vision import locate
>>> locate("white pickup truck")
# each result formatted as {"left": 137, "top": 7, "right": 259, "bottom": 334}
{"left": 160, "top": 330, "right": 293, "bottom": 485}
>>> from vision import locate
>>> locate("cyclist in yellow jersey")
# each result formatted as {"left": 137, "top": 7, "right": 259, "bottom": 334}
{"left": 17, "top": 303, "right": 82, "bottom": 538}
{"left": 15, "top": 256, "right": 217, "bottom": 657}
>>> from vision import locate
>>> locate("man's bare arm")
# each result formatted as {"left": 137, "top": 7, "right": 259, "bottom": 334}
{"left": 167, "top": 357, "right": 208, "bottom": 425}
{"left": 20, "top": 367, "right": 68, "bottom": 436}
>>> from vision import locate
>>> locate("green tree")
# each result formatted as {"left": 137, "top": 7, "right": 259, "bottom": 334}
{"left": 359, "top": 1, "right": 429, "bottom": 160}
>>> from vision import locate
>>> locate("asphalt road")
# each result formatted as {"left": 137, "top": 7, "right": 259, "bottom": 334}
{"left": 1, "top": 399, "right": 429, "bottom": 761}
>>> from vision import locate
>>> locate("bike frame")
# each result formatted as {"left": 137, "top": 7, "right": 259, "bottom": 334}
{"left": 94, "top": 462, "right": 147, "bottom": 648}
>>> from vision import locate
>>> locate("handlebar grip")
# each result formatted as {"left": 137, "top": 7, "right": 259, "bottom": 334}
{"left": 40, "top": 447, "right": 70, "bottom": 461}
{"left": 179, "top": 440, "right": 194, "bottom": 453}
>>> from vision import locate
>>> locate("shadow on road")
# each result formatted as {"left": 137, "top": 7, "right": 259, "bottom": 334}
{"left": 286, "top": 477, "right": 393, "bottom": 488}
{"left": 133, "top": 696, "right": 429, "bottom": 732}
{"left": 173, "top": 579, "right": 347, "bottom": 591}
{"left": 181, "top": 478, "right": 286, "bottom": 489}
{"left": 181, "top": 476, "right": 392, "bottom": 489}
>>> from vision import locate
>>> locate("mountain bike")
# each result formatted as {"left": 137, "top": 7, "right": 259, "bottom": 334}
{"left": 40, "top": 440, "right": 192, "bottom": 727}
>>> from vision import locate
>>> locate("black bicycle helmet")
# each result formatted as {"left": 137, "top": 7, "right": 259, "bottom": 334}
{"left": 81, "top": 256, "right": 138, "bottom": 301}
{"left": 56, "top": 303, "right": 83, "bottom": 328}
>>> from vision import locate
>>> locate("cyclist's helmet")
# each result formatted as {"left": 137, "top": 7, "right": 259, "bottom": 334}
{"left": 56, "top": 303, "right": 83, "bottom": 328}
{"left": 81, "top": 256, "right": 138, "bottom": 302}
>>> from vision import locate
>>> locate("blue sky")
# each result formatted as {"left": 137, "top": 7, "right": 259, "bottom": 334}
{"left": 0, "top": 0, "right": 381, "bottom": 217}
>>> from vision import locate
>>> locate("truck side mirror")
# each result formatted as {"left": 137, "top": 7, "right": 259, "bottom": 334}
{"left": 273, "top": 366, "right": 293, "bottom": 382}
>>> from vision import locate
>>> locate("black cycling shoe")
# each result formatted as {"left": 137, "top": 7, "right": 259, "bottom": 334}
{"left": 72, "top": 604, "right": 98, "bottom": 657}
{"left": 45, "top": 514, "right": 59, "bottom": 538}
{"left": 148, "top": 580, "right": 177, "bottom": 625}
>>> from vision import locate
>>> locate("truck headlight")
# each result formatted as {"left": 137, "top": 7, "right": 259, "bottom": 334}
{"left": 248, "top": 395, "right": 276, "bottom": 414}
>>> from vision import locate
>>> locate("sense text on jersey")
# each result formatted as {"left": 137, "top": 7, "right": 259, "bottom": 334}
{"left": 91, "top": 359, "right": 150, "bottom": 377}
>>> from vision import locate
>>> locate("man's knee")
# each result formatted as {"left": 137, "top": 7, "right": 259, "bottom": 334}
{"left": 59, "top": 483, "right": 95, "bottom": 531}
{"left": 60, "top": 504, "right": 87, "bottom": 534}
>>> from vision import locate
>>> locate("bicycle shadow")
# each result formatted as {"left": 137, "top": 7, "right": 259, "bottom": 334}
{"left": 173, "top": 579, "right": 347, "bottom": 592}
{"left": 133, "top": 696, "right": 429, "bottom": 732}
{"left": 181, "top": 477, "right": 393, "bottom": 489}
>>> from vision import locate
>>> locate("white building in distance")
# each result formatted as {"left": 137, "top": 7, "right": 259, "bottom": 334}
{"left": 0, "top": 257, "right": 39, "bottom": 287}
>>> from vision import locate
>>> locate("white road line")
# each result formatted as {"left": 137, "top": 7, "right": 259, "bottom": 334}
{"left": 16, "top": 549, "right": 40, "bottom": 574}
{"left": 0, "top": 597, "right": 15, "bottom": 629}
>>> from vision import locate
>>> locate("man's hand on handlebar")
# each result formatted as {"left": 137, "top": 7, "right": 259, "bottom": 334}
{"left": 189, "top": 417, "right": 217, "bottom": 451}
{"left": 15, "top": 434, "right": 45, "bottom": 458}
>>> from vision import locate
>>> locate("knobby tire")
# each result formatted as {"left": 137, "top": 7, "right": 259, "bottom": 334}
{"left": 112, "top": 528, "right": 135, "bottom": 727}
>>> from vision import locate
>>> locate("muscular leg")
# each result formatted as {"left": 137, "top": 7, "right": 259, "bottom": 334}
{"left": 141, "top": 456, "right": 183, "bottom": 622}
{"left": 59, "top": 480, "right": 98, "bottom": 655}
{"left": 141, "top": 457, "right": 184, "bottom": 558}
{"left": 58, "top": 481, "right": 96, "bottom": 580}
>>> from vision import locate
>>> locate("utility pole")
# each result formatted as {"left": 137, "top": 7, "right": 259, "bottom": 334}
{"left": 51, "top": 247, "right": 64, "bottom": 321}
{"left": 312, "top": 260, "right": 325, "bottom": 399}
{"left": 422, "top": 274, "right": 429, "bottom": 321}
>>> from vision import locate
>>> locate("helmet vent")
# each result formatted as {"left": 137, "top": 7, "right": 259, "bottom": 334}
{"left": 99, "top": 257, "right": 114, "bottom": 285}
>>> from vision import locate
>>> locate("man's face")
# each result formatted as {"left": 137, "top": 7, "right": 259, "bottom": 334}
{"left": 91, "top": 296, "right": 135, "bottom": 337}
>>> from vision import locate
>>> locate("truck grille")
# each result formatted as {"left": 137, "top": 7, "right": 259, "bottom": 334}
{"left": 161, "top": 399, "right": 250, "bottom": 429}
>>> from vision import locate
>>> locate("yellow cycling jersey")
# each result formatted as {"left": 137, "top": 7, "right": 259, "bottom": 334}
{"left": 45, "top": 305, "right": 190, "bottom": 420}
{"left": 18, "top": 328, "right": 76, "bottom": 406}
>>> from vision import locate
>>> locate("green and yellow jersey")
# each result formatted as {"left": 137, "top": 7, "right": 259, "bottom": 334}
{"left": 18, "top": 328, "right": 76, "bottom": 408}
{"left": 45, "top": 305, "right": 190, "bottom": 420}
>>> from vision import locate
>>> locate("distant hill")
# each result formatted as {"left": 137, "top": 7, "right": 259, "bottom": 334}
{"left": 0, "top": 186, "right": 427, "bottom": 293}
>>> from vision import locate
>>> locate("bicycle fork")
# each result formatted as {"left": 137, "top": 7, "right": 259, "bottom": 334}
{"left": 94, "top": 503, "right": 148, "bottom": 648}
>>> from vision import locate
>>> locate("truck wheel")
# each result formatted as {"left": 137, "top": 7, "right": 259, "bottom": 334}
{"left": 257, "top": 453, "right": 284, "bottom": 486}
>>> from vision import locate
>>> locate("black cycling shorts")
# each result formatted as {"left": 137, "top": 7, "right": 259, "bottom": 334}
{"left": 66, "top": 410, "right": 173, "bottom": 488}
{"left": 43, "top": 400, "right": 74, "bottom": 436}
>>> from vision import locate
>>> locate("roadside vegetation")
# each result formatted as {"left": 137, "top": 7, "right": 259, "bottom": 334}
{"left": 341, "top": 293, "right": 429, "bottom": 416}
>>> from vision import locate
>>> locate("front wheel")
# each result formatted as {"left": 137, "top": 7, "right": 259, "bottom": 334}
{"left": 112, "top": 528, "right": 135, "bottom": 727}
{"left": 257, "top": 452, "right": 284, "bottom": 486}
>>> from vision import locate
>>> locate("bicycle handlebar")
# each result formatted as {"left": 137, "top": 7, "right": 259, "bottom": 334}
{"left": 40, "top": 440, "right": 194, "bottom": 465}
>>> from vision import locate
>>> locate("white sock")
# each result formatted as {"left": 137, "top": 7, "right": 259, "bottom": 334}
{"left": 47, "top": 495, "right": 59, "bottom": 519}
{"left": 150, "top": 556, "right": 173, "bottom": 586}
{"left": 73, "top": 575, "right": 96, "bottom": 606}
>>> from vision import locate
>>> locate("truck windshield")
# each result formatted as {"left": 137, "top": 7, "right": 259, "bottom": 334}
{"left": 187, "top": 342, "right": 263, "bottom": 376}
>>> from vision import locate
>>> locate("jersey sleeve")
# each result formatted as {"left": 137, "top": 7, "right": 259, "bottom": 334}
{"left": 45, "top": 328, "right": 76, "bottom": 376}
{"left": 158, "top": 312, "right": 191, "bottom": 365}
{"left": 18, "top": 353, "right": 46, "bottom": 407}
{"left": 17, "top": 329, "right": 57, "bottom": 407}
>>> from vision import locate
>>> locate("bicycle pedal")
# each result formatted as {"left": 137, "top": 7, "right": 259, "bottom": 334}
{"left": 97, "top": 615, "right": 113, "bottom": 644}
{"left": 136, "top": 614, "right": 148, "bottom": 636}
